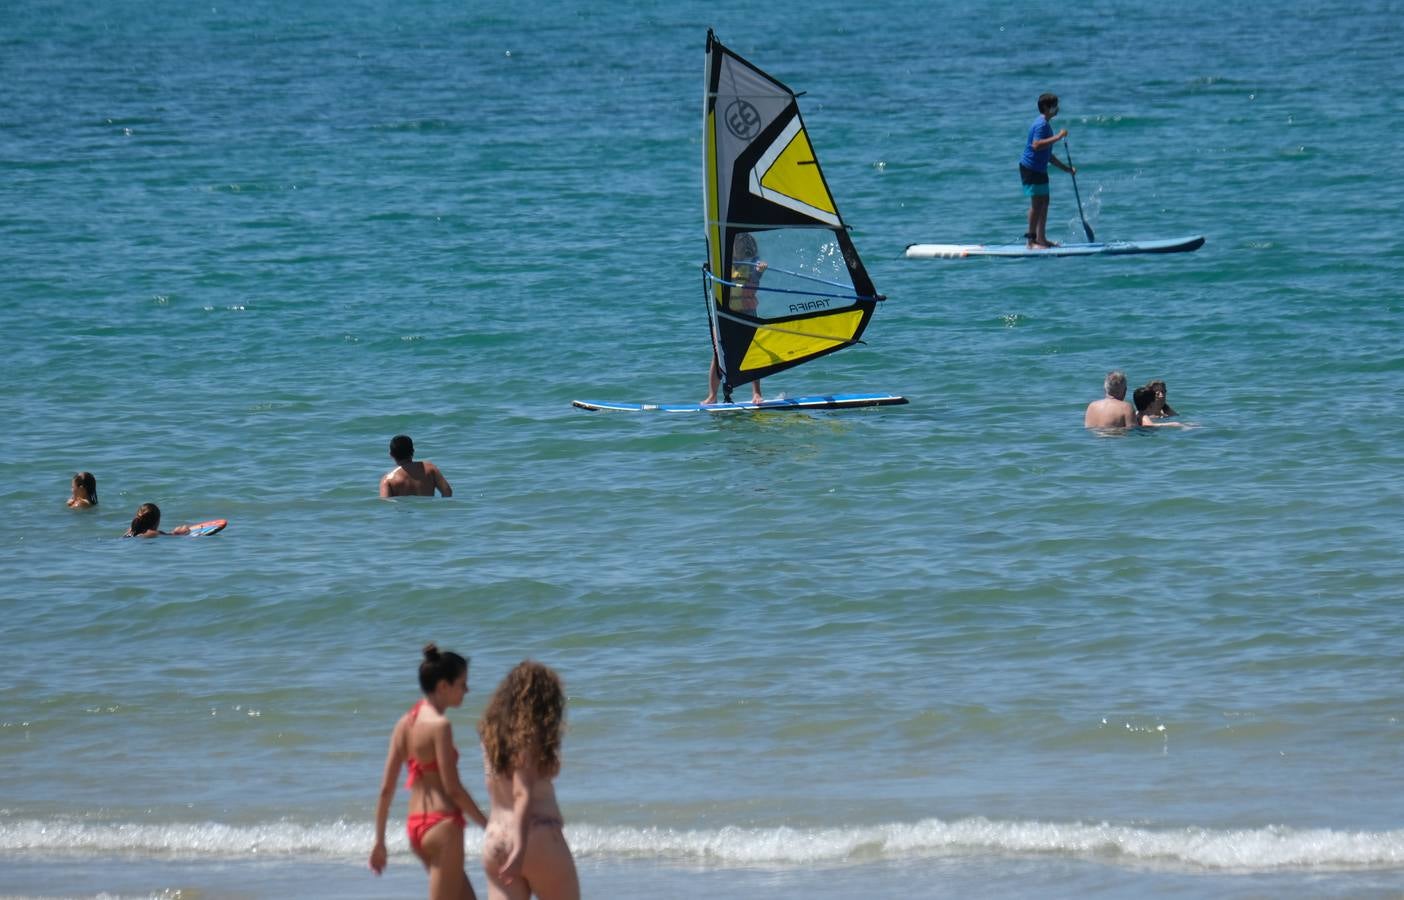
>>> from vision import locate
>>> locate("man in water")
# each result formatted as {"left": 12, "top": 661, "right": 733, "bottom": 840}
{"left": 1084, "top": 370, "right": 1138, "bottom": 428}
{"left": 379, "top": 434, "right": 453, "bottom": 497}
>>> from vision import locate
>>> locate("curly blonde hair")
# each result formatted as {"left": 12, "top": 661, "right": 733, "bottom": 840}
{"left": 478, "top": 660, "right": 565, "bottom": 777}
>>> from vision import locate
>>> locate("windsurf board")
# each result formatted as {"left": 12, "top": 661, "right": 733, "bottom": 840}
{"left": 572, "top": 393, "right": 908, "bottom": 413}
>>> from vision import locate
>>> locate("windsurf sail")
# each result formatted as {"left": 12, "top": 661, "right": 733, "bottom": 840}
{"left": 702, "top": 30, "right": 884, "bottom": 403}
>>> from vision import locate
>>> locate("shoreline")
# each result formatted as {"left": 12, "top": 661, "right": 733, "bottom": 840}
{"left": 5, "top": 853, "right": 1403, "bottom": 900}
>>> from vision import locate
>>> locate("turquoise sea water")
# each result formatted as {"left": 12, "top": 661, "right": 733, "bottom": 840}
{"left": 3, "top": 1, "right": 1403, "bottom": 897}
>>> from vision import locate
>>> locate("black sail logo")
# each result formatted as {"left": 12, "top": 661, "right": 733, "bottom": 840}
{"left": 724, "top": 99, "right": 761, "bottom": 139}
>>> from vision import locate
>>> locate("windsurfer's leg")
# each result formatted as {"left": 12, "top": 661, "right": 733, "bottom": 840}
{"left": 1026, "top": 202, "right": 1039, "bottom": 248}
{"left": 703, "top": 357, "right": 720, "bottom": 405}
{"left": 751, "top": 379, "right": 763, "bottom": 404}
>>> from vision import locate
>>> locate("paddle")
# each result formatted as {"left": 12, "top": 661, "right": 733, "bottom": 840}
{"left": 1063, "top": 139, "right": 1095, "bottom": 242}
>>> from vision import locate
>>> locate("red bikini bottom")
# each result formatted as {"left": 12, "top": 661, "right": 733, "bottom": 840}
{"left": 406, "top": 810, "right": 466, "bottom": 853}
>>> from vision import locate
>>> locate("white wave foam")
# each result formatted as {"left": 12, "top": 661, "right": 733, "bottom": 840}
{"left": 1, "top": 817, "right": 1400, "bottom": 872}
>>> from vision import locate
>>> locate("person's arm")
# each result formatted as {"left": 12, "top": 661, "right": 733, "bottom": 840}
{"left": 1031, "top": 128, "right": 1068, "bottom": 151}
{"left": 497, "top": 761, "right": 540, "bottom": 886}
{"left": 379, "top": 474, "right": 393, "bottom": 498}
{"left": 171, "top": 524, "right": 191, "bottom": 535}
{"left": 430, "top": 464, "right": 452, "bottom": 498}
{"left": 1049, "top": 156, "right": 1074, "bottom": 174}
{"left": 369, "top": 719, "right": 407, "bottom": 874}
{"left": 436, "top": 723, "right": 487, "bottom": 828}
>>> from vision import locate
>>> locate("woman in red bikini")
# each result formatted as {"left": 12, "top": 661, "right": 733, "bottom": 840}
{"left": 370, "top": 644, "right": 489, "bottom": 899}
{"left": 477, "top": 660, "right": 578, "bottom": 900}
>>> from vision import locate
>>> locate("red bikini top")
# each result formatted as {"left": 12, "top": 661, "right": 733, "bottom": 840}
{"left": 405, "top": 699, "right": 458, "bottom": 788}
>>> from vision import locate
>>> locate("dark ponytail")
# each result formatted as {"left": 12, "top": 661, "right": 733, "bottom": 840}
{"left": 418, "top": 642, "right": 467, "bottom": 694}
{"left": 128, "top": 502, "right": 160, "bottom": 536}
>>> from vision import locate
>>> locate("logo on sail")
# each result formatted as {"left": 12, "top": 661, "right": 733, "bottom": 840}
{"left": 725, "top": 99, "right": 761, "bottom": 139}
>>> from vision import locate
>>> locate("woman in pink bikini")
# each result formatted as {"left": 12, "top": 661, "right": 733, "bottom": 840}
{"left": 478, "top": 660, "right": 578, "bottom": 900}
{"left": 370, "top": 644, "right": 489, "bottom": 899}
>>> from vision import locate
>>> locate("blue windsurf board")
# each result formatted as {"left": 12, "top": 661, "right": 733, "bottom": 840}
{"left": 572, "top": 393, "right": 908, "bottom": 413}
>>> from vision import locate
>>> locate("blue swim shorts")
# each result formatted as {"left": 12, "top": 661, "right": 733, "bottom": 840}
{"left": 1020, "top": 164, "right": 1049, "bottom": 198}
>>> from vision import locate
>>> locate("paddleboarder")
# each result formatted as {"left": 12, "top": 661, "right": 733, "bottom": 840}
{"left": 1020, "top": 93, "right": 1075, "bottom": 249}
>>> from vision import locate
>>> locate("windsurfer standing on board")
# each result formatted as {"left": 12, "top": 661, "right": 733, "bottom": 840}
{"left": 703, "top": 233, "right": 767, "bottom": 405}
{"left": 380, "top": 434, "right": 453, "bottom": 498}
{"left": 1020, "top": 92, "right": 1074, "bottom": 249}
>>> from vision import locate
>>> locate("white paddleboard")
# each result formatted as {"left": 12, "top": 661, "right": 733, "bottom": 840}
{"left": 905, "top": 235, "right": 1205, "bottom": 259}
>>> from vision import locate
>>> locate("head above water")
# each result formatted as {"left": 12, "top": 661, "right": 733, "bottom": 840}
{"left": 1038, "top": 92, "right": 1059, "bottom": 115}
{"left": 1136, "top": 379, "right": 1176, "bottom": 416}
{"left": 418, "top": 642, "right": 468, "bottom": 695}
{"left": 1104, "top": 370, "right": 1127, "bottom": 400}
{"left": 130, "top": 502, "right": 160, "bottom": 534}
{"left": 72, "top": 471, "right": 97, "bottom": 504}
{"left": 389, "top": 434, "right": 414, "bottom": 463}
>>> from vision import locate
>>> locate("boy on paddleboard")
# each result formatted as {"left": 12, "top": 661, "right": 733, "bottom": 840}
{"left": 1020, "top": 93, "right": 1075, "bottom": 249}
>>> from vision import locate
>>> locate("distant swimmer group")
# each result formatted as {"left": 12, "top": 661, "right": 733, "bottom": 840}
{"left": 63, "top": 474, "right": 219, "bottom": 537}
{"left": 1085, "top": 371, "right": 1191, "bottom": 429}
{"left": 68, "top": 433, "right": 450, "bottom": 541}
{"left": 381, "top": 434, "right": 454, "bottom": 498}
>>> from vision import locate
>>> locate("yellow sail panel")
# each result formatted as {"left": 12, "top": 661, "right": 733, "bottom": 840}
{"left": 705, "top": 110, "right": 725, "bottom": 307}
{"left": 758, "top": 128, "right": 836, "bottom": 216}
{"left": 738, "top": 310, "right": 865, "bottom": 371}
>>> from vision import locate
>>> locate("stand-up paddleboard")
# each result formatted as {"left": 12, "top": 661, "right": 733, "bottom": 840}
{"left": 183, "top": 519, "right": 228, "bottom": 536}
{"left": 573, "top": 393, "right": 908, "bottom": 413}
{"left": 905, "top": 235, "right": 1204, "bottom": 259}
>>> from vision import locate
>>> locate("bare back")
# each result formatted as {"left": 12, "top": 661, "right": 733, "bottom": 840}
{"left": 1084, "top": 398, "right": 1138, "bottom": 428}
{"left": 381, "top": 460, "right": 452, "bottom": 497}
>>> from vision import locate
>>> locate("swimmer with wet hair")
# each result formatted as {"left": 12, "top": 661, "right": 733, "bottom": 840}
{"left": 67, "top": 472, "right": 98, "bottom": 508}
{"left": 123, "top": 503, "right": 191, "bottom": 537}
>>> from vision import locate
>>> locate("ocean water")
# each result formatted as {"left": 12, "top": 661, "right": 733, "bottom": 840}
{"left": 3, "top": 0, "right": 1403, "bottom": 897}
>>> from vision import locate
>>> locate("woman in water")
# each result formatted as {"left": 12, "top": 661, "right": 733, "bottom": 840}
{"left": 478, "top": 660, "right": 578, "bottom": 900}
{"left": 370, "top": 644, "right": 488, "bottom": 899}
{"left": 123, "top": 503, "right": 190, "bottom": 537}
{"left": 66, "top": 472, "right": 98, "bottom": 508}
{"left": 1133, "top": 380, "right": 1184, "bottom": 427}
